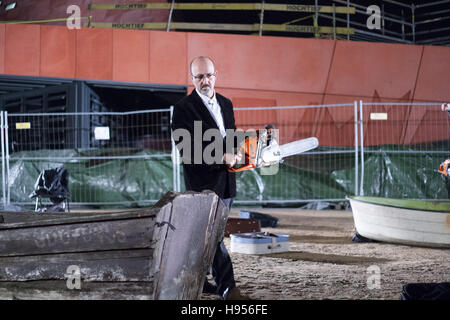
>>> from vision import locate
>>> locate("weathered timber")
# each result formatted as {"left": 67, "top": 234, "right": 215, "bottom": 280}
{"left": 152, "top": 191, "right": 229, "bottom": 299}
{"left": 0, "top": 281, "right": 153, "bottom": 300}
{"left": 0, "top": 249, "right": 153, "bottom": 282}
{"left": 0, "top": 190, "right": 228, "bottom": 300}
{"left": 0, "top": 218, "right": 155, "bottom": 257}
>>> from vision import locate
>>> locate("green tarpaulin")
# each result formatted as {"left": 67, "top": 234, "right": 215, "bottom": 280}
{"left": 3, "top": 146, "right": 449, "bottom": 208}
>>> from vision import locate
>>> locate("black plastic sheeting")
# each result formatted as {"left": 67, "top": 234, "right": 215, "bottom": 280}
{"left": 4, "top": 146, "right": 449, "bottom": 208}
{"left": 6, "top": 149, "right": 173, "bottom": 208}
{"left": 235, "top": 145, "right": 449, "bottom": 202}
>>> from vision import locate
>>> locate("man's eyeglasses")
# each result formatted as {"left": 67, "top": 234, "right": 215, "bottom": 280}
{"left": 191, "top": 72, "right": 216, "bottom": 81}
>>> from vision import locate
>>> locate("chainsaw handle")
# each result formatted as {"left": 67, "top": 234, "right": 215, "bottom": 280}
{"left": 227, "top": 163, "right": 256, "bottom": 172}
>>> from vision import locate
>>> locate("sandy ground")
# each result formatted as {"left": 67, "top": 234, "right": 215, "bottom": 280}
{"left": 201, "top": 208, "right": 450, "bottom": 300}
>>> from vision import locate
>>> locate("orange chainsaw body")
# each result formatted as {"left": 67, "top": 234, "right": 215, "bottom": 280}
{"left": 438, "top": 159, "right": 450, "bottom": 176}
{"left": 228, "top": 125, "right": 277, "bottom": 173}
{"left": 227, "top": 133, "right": 259, "bottom": 173}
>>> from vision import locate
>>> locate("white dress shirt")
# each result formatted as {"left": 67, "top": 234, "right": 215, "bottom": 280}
{"left": 196, "top": 89, "right": 227, "bottom": 138}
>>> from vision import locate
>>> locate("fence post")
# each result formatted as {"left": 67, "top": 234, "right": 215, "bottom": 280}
{"left": 170, "top": 106, "right": 181, "bottom": 192}
{"left": 259, "top": 0, "right": 265, "bottom": 36}
{"left": 354, "top": 101, "right": 359, "bottom": 196}
{"left": 1, "top": 111, "right": 5, "bottom": 209}
{"left": 4, "top": 111, "right": 10, "bottom": 205}
{"left": 346, "top": 0, "right": 350, "bottom": 40}
{"left": 170, "top": 106, "right": 176, "bottom": 191}
{"left": 411, "top": 4, "right": 415, "bottom": 43}
{"left": 167, "top": 0, "right": 175, "bottom": 32}
{"left": 332, "top": 3, "right": 336, "bottom": 40}
{"left": 359, "top": 100, "right": 365, "bottom": 196}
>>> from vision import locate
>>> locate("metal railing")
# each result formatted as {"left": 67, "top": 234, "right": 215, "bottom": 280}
{"left": 88, "top": 0, "right": 450, "bottom": 46}
{"left": 329, "top": 0, "right": 450, "bottom": 45}
{"left": 1, "top": 101, "right": 449, "bottom": 209}
{"left": 357, "top": 101, "right": 450, "bottom": 199}
{"left": 230, "top": 102, "right": 358, "bottom": 204}
{"left": 1, "top": 1, "right": 450, "bottom": 46}
{"left": 1, "top": 109, "right": 174, "bottom": 209}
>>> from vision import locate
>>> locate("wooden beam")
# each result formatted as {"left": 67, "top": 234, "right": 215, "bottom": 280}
{"left": 0, "top": 281, "right": 153, "bottom": 300}
{"left": 0, "top": 191, "right": 229, "bottom": 300}
{"left": 0, "top": 249, "right": 153, "bottom": 281}
{"left": 0, "top": 217, "right": 156, "bottom": 257}
{"left": 152, "top": 191, "right": 228, "bottom": 300}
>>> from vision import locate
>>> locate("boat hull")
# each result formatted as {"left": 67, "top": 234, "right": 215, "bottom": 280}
{"left": 0, "top": 191, "right": 229, "bottom": 300}
{"left": 348, "top": 196, "right": 450, "bottom": 248}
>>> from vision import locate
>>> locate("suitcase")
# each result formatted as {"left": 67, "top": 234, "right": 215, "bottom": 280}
{"left": 230, "top": 232, "right": 290, "bottom": 254}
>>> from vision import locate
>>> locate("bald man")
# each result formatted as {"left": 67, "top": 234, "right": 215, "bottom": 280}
{"left": 171, "top": 56, "right": 247, "bottom": 300}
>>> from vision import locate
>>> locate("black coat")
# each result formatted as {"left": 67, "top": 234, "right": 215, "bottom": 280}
{"left": 172, "top": 89, "right": 237, "bottom": 199}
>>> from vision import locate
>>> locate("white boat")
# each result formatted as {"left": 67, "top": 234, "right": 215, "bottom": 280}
{"left": 348, "top": 196, "right": 450, "bottom": 248}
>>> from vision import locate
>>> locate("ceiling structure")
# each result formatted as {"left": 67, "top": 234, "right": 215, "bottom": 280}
{"left": 0, "top": 0, "right": 449, "bottom": 46}
{"left": 170, "top": 0, "right": 450, "bottom": 46}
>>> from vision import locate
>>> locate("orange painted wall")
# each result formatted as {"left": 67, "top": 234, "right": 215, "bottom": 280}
{"left": 5, "top": 24, "right": 41, "bottom": 76}
{"left": 1, "top": 24, "right": 450, "bottom": 146}
{"left": 0, "top": 24, "right": 4, "bottom": 74}
{"left": 112, "top": 29, "right": 150, "bottom": 83}
{"left": 40, "top": 25, "right": 76, "bottom": 78}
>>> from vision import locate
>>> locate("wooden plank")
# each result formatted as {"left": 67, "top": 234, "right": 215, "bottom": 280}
{"left": 0, "top": 281, "right": 153, "bottom": 300}
{"left": 0, "top": 207, "right": 158, "bottom": 229}
{"left": 0, "top": 211, "right": 100, "bottom": 224}
{"left": 0, "top": 249, "right": 153, "bottom": 282}
{"left": 149, "top": 192, "right": 174, "bottom": 290}
{"left": 0, "top": 191, "right": 227, "bottom": 299}
{"left": 153, "top": 191, "right": 229, "bottom": 300}
{"left": 0, "top": 217, "right": 155, "bottom": 257}
{"left": 0, "top": 207, "right": 150, "bottom": 224}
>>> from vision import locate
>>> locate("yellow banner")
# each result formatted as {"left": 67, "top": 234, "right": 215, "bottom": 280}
{"left": 16, "top": 122, "right": 31, "bottom": 130}
{"left": 89, "top": 3, "right": 355, "bottom": 14}
{"left": 88, "top": 22, "right": 354, "bottom": 35}
{"left": 263, "top": 24, "right": 355, "bottom": 35}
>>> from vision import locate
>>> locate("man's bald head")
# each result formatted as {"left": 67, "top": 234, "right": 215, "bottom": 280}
{"left": 190, "top": 56, "right": 217, "bottom": 98}
{"left": 190, "top": 56, "right": 215, "bottom": 75}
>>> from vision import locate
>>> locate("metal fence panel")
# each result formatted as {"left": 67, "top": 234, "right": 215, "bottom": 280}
{"left": 229, "top": 103, "right": 358, "bottom": 204}
{"left": 3, "top": 110, "right": 173, "bottom": 209}
{"left": 1, "top": 101, "right": 449, "bottom": 209}
{"left": 359, "top": 101, "right": 450, "bottom": 199}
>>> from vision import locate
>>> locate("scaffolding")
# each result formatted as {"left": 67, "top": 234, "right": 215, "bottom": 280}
{"left": 85, "top": 1, "right": 450, "bottom": 46}
{"left": 329, "top": 0, "right": 450, "bottom": 45}
{"left": 1, "top": 1, "right": 449, "bottom": 46}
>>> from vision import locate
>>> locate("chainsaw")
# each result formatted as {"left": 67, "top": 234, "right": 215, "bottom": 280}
{"left": 438, "top": 104, "right": 450, "bottom": 177}
{"left": 438, "top": 159, "right": 450, "bottom": 177}
{"left": 442, "top": 103, "right": 450, "bottom": 116}
{"left": 228, "top": 124, "right": 319, "bottom": 172}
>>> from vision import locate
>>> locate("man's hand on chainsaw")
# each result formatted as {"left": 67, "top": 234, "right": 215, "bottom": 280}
{"left": 260, "top": 160, "right": 275, "bottom": 167}
{"left": 223, "top": 153, "right": 242, "bottom": 168}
